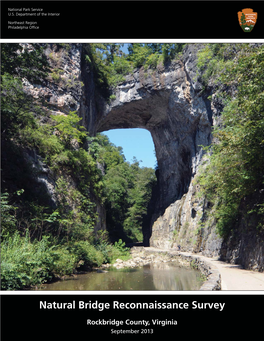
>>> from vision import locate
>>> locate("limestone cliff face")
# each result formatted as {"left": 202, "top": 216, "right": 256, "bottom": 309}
{"left": 21, "top": 43, "right": 106, "bottom": 231}
{"left": 22, "top": 43, "right": 83, "bottom": 206}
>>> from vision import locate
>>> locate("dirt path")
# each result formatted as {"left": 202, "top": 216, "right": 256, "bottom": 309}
{"left": 180, "top": 252, "right": 264, "bottom": 290}
{"left": 202, "top": 256, "right": 264, "bottom": 290}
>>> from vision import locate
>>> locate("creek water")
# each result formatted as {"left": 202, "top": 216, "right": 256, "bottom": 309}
{"left": 36, "top": 262, "right": 204, "bottom": 290}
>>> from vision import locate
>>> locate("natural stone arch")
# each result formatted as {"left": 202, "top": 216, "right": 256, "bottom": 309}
{"left": 91, "top": 62, "right": 212, "bottom": 246}
{"left": 96, "top": 63, "right": 212, "bottom": 211}
{"left": 22, "top": 43, "right": 223, "bottom": 255}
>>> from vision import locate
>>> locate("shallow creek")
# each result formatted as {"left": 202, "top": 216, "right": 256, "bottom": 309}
{"left": 35, "top": 261, "right": 204, "bottom": 290}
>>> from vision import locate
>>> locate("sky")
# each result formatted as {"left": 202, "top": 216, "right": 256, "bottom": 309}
{"left": 103, "top": 128, "right": 157, "bottom": 169}
{"left": 121, "top": 43, "right": 129, "bottom": 54}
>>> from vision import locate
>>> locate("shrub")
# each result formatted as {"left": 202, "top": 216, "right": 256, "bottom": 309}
{"left": 69, "top": 241, "right": 105, "bottom": 269}
{"left": 51, "top": 111, "right": 87, "bottom": 146}
{"left": 1, "top": 192, "right": 17, "bottom": 238}
{"left": 107, "top": 239, "right": 130, "bottom": 263}
{"left": 145, "top": 53, "right": 161, "bottom": 69}
{"left": 1, "top": 232, "right": 54, "bottom": 290}
{"left": 49, "top": 246, "right": 77, "bottom": 276}
{"left": 0, "top": 232, "right": 77, "bottom": 290}
{"left": 20, "top": 124, "right": 64, "bottom": 159}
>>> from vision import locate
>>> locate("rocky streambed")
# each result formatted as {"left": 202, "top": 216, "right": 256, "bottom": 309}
{"left": 108, "top": 247, "right": 190, "bottom": 269}
{"left": 105, "top": 247, "right": 221, "bottom": 291}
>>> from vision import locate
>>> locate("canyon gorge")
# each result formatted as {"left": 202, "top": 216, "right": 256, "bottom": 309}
{"left": 11, "top": 43, "right": 264, "bottom": 272}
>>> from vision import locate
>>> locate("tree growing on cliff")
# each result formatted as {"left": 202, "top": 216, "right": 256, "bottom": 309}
{"left": 85, "top": 43, "right": 185, "bottom": 97}
{"left": 1, "top": 43, "right": 50, "bottom": 82}
{"left": 51, "top": 111, "right": 87, "bottom": 147}
{"left": 197, "top": 44, "right": 264, "bottom": 236}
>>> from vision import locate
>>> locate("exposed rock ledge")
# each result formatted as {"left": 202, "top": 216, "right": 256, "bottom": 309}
{"left": 108, "top": 247, "right": 221, "bottom": 291}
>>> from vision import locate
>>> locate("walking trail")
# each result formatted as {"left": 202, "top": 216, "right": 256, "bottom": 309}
{"left": 186, "top": 252, "right": 264, "bottom": 290}
{"left": 202, "top": 256, "right": 264, "bottom": 290}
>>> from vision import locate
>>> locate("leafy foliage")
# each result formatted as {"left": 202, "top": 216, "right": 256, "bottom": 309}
{"left": 1, "top": 231, "right": 56, "bottom": 290}
{"left": 1, "top": 73, "right": 40, "bottom": 141}
{"left": 127, "top": 43, "right": 185, "bottom": 67}
{"left": 196, "top": 43, "right": 238, "bottom": 86}
{"left": 1, "top": 43, "right": 50, "bottom": 83}
{"left": 84, "top": 43, "right": 185, "bottom": 97}
{"left": 196, "top": 44, "right": 264, "bottom": 236}
{"left": 88, "top": 134, "right": 157, "bottom": 242}
{"left": 1, "top": 193, "right": 17, "bottom": 238}
{"left": 51, "top": 111, "right": 87, "bottom": 146}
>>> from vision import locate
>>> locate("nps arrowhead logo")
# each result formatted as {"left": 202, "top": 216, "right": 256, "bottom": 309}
{"left": 238, "top": 8, "right": 258, "bottom": 32}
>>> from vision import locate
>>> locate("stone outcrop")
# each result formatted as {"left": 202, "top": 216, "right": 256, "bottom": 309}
{"left": 20, "top": 43, "right": 104, "bottom": 230}
{"left": 22, "top": 43, "right": 83, "bottom": 200}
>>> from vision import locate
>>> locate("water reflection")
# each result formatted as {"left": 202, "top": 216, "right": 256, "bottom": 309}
{"left": 36, "top": 262, "right": 204, "bottom": 291}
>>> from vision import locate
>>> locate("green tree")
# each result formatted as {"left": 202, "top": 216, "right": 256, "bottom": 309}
{"left": 51, "top": 111, "right": 87, "bottom": 146}
{"left": 127, "top": 44, "right": 152, "bottom": 67}
{"left": 102, "top": 148, "right": 156, "bottom": 242}
{"left": 1, "top": 43, "right": 50, "bottom": 83}
{"left": 1, "top": 73, "right": 37, "bottom": 140}
{"left": 124, "top": 166, "right": 156, "bottom": 241}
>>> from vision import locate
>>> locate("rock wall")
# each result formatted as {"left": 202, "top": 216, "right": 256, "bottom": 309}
{"left": 22, "top": 43, "right": 83, "bottom": 207}
{"left": 21, "top": 43, "right": 106, "bottom": 231}
{"left": 150, "top": 177, "right": 223, "bottom": 256}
